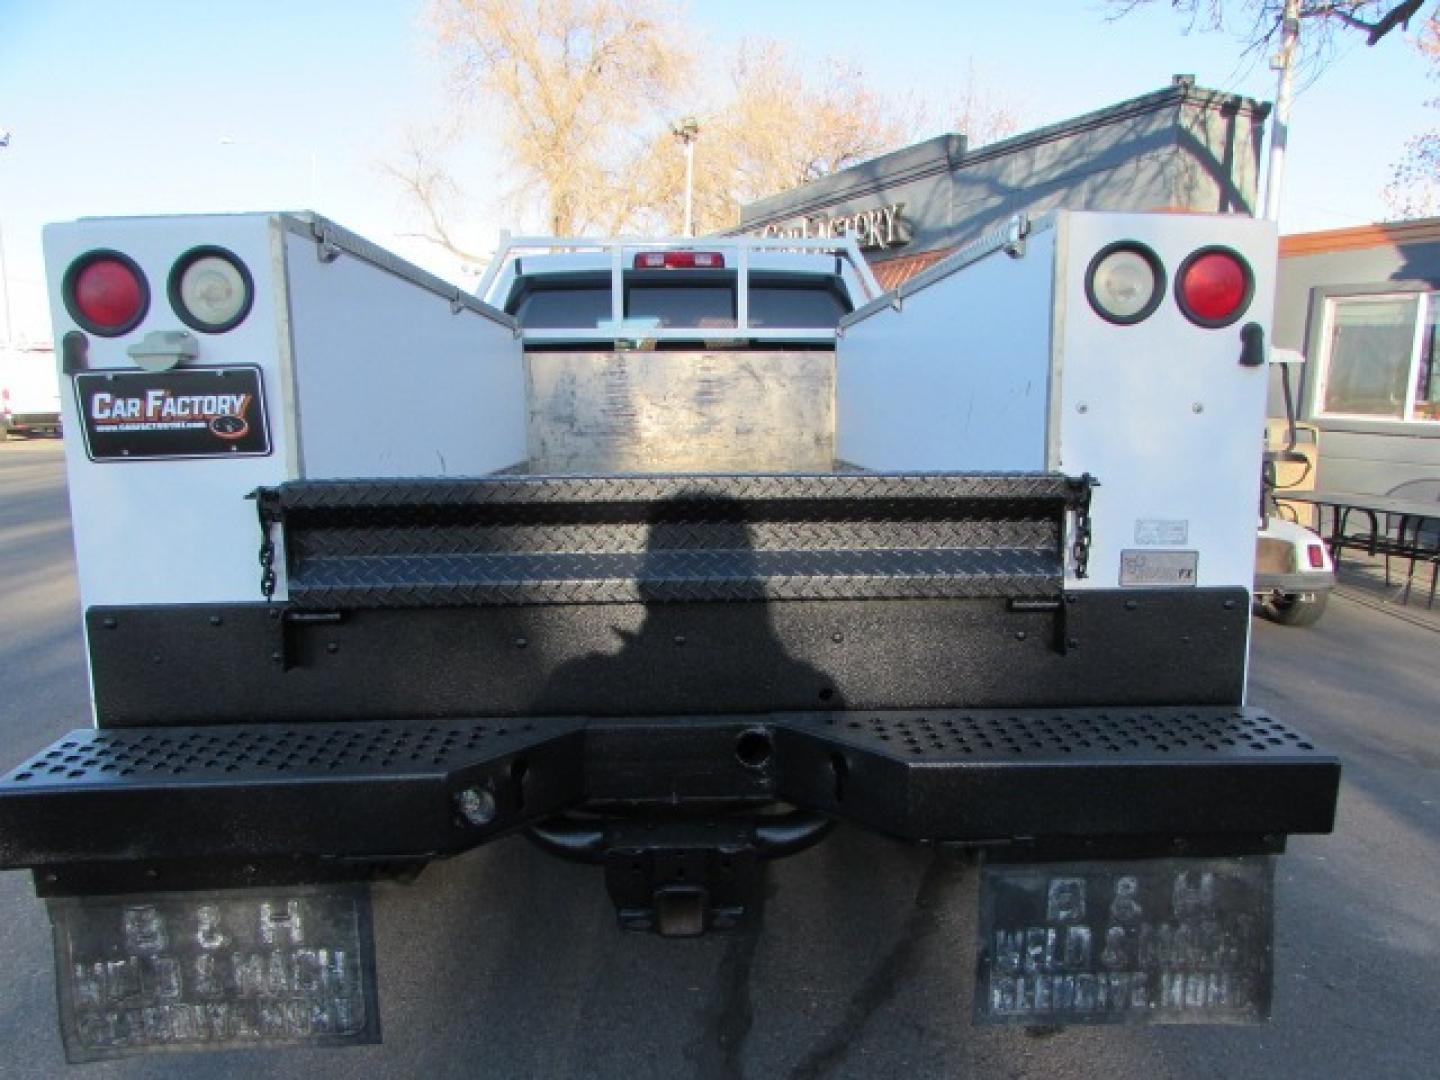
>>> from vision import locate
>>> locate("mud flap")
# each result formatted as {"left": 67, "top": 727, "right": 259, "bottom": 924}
{"left": 975, "top": 856, "right": 1273, "bottom": 1025}
{"left": 48, "top": 885, "right": 379, "bottom": 1062}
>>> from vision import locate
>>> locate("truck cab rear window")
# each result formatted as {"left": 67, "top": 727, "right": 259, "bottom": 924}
{"left": 512, "top": 286, "right": 611, "bottom": 330}
{"left": 509, "top": 275, "right": 849, "bottom": 331}
{"left": 628, "top": 285, "right": 734, "bottom": 329}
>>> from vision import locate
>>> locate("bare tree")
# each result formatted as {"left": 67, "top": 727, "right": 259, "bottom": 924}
{"left": 1111, "top": 1, "right": 1431, "bottom": 66}
{"left": 381, "top": 124, "right": 489, "bottom": 264}
{"left": 419, "top": 0, "right": 690, "bottom": 245}
{"left": 1116, "top": 2, "right": 1437, "bottom": 220}
{"left": 391, "top": 3, "right": 1000, "bottom": 246}
{"left": 640, "top": 41, "right": 922, "bottom": 235}
{"left": 950, "top": 63, "right": 1023, "bottom": 150}
{"left": 1385, "top": 15, "right": 1440, "bottom": 217}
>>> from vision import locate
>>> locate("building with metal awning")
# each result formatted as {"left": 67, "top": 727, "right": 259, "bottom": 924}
{"left": 737, "top": 76, "right": 1270, "bottom": 291}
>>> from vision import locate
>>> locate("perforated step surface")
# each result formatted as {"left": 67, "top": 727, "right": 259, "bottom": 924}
{"left": 2, "top": 719, "right": 564, "bottom": 786}
{"left": 0, "top": 719, "right": 584, "bottom": 867}
{"left": 0, "top": 706, "right": 1338, "bottom": 868}
{"left": 775, "top": 706, "right": 1339, "bottom": 840}
{"left": 814, "top": 708, "right": 1320, "bottom": 762}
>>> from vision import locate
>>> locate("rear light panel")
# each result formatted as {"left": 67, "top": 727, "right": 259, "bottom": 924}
{"left": 168, "top": 246, "right": 254, "bottom": 333}
{"left": 1175, "top": 246, "right": 1253, "bottom": 328}
{"left": 633, "top": 251, "right": 725, "bottom": 269}
{"left": 62, "top": 251, "right": 149, "bottom": 337}
{"left": 1084, "top": 241, "right": 1165, "bottom": 325}
{"left": 1307, "top": 543, "right": 1327, "bottom": 569}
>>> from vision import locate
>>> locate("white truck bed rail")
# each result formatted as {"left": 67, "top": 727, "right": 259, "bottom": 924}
{"left": 477, "top": 234, "right": 884, "bottom": 345}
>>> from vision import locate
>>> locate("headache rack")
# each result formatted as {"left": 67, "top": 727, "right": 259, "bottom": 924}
{"left": 476, "top": 233, "right": 885, "bottom": 345}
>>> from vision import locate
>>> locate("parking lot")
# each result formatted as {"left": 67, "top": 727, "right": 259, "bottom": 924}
{"left": 0, "top": 437, "right": 1436, "bottom": 1079}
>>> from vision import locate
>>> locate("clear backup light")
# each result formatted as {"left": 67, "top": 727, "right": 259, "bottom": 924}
{"left": 62, "top": 251, "right": 150, "bottom": 336}
{"left": 1175, "top": 246, "right": 1253, "bottom": 328}
{"left": 1084, "top": 242, "right": 1165, "bottom": 325}
{"left": 168, "top": 246, "right": 254, "bottom": 332}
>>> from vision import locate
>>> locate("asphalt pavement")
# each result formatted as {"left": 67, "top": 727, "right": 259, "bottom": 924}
{"left": 0, "top": 438, "right": 1436, "bottom": 1079}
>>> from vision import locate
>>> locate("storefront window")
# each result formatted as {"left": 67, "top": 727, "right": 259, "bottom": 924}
{"left": 1319, "top": 293, "right": 1437, "bottom": 423}
{"left": 1418, "top": 300, "right": 1440, "bottom": 421}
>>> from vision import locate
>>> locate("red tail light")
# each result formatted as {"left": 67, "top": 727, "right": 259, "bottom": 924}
{"left": 633, "top": 251, "right": 724, "bottom": 269}
{"left": 1307, "top": 543, "right": 1326, "bottom": 569}
{"left": 1176, "top": 247, "right": 1252, "bottom": 328}
{"left": 63, "top": 251, "right": 149, "bottom": 336}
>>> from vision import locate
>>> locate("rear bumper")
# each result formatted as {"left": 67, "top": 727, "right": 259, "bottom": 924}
{"left": 1254, "top": 570, "right": 1335, "bottom": 594}
{"left": 0, "top": 707, "right": 1340, "bottom": 874}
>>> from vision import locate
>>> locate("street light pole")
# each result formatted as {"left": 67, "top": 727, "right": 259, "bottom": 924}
{"left": 0, "top": 128, "right": 12, "bottom": 345}
{"left": 672, "top": 117, "right": 700, "bottom": 238}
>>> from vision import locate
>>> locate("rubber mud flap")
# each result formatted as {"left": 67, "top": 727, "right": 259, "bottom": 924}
{"left": 48, "top": 884, "right": 379, "bottom": 1062}
{"left": 975, "top": 856, "right": 1273, "bottom": 1025}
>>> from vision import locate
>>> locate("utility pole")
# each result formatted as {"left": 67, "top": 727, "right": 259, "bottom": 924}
{"left": 672, "top": 117, "right": 700, "bottom": 238}
{"left": 1263, "top": 0, "right": 1301, "bottom": 222}
{"left": 0, "top": 127, "right": 12, "bottom": 345}
{"left": 0, "top": 219, "right": 11, "bottom": 346}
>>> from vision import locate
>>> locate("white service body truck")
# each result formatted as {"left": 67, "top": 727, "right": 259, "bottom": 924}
{"left": 1, "top": 343, "right": 62, "bottom": 439}
{"left": 0, "top": 210, "right": 1338, "bottom": 1061}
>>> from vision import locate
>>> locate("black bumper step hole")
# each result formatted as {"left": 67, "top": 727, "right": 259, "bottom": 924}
{"left": 735, "top": 729, "right": 774, "bottom": 770}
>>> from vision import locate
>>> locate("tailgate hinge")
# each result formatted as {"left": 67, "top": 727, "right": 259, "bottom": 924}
{"left": 248, "top": 487, "right": 290, "bottom": 669}
{"left": 311, "top": 221, "right": 342, "bottom": 263}
{"left": 1068, "top": 473, "right": 1098, "bottom": 581}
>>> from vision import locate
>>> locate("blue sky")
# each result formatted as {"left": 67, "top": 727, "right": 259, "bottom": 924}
{"left": 1, "top": 0, "right": 1434, "bottom": 342}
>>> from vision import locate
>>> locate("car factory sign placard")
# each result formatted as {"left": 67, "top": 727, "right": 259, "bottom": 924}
{"left": 757, "top": 203, "right": 911, "bottom": 251}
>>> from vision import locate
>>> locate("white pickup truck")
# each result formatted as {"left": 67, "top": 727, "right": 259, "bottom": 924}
{"left": 0, "top": 211, "right": 1338, "bottom": 1062}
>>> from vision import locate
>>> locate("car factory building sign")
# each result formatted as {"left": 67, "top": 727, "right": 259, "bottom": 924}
{"left": 758, "top": 203, "right": 911, "bottom": 252}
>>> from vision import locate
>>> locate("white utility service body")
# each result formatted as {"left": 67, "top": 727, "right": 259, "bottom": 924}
{"left": 835, "top": 211, "right": 1272, "bottom": 593}
{"left": 0, "top": 209, "right": 1338, "bottom": 1063}
{"left": 43, "top": 214, "right": 525, "bottom": 612}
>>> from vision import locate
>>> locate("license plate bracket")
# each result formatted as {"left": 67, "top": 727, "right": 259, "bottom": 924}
{"left": 975, "top": 855, "right": 1273, "bottom": 1025}
{"left": 48, "top": 884, "right": 379, "bottom": 1062}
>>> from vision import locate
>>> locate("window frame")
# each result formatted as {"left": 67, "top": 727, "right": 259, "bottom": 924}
{"left": 1305, "top": 283, "right": 1440, "bottom": 435}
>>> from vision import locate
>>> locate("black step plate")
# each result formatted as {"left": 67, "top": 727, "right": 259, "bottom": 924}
{"left": 0, "top": 708, "right": 1337, "bottom": 872}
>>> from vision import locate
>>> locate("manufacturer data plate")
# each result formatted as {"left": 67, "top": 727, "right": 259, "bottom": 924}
{"left": 1119, "top": 549, "right": 1199, "bottom": 587}
{"left": 1134, "top": 519, "right": 1189, "bottom": 546}
{"left": 48, "top": 885, "right": 379, "bottom": 1062}
{"left": 74, "top": 366, "right": 271, "bottom": 460}
{"left": 976, "top": 857, "right": 1273, "bottom": 1025}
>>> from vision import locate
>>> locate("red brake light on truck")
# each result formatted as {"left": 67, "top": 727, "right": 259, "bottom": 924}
{"left": 62, "top": 251, "right": 149, "bottom": 336}
{"left": 1084, "top": 241, "right": 1165, "bottom": 325}
{"left": 633, "top": 251, "right": 725, "bottom": 269}
{"left": 1175, "top": 247, "right": 1252, "bottom": 328}
{"left": 168, "top": 246, "right": 254, "bottom": 333}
